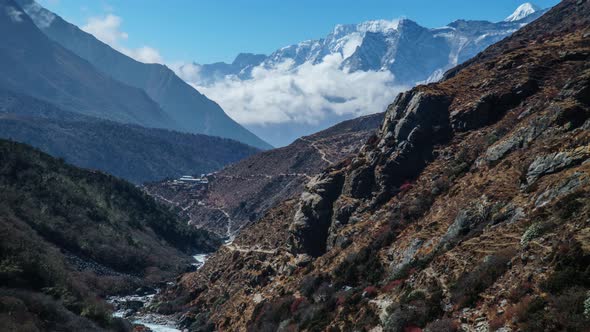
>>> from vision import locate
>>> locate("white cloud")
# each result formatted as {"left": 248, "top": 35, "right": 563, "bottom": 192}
{"left": 121, "top": 46, "right": 163, "bottom": 64}
{"left": 22, "top": 2, "right": 56, "bottom": 28}
{"left": 82, "top": 14, "right": 128, "bottom": 46}
{"left": 179, "top": 54, "right": 407, "bottom": 126}
{"left": 81, "top": 14, "right": 162, "bottom": 64}
{"left": 6, "top": 6, "right": 24, "bottom": 23}
{"left": 170, "top": 62, "right": 202, "bottom": 84}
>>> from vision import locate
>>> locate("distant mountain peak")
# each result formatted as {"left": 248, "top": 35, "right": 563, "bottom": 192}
{"left": 232, "top": 53, "right": 267, "bottom": 67}
{"left": 505, "top": 2, "right": 541, "bottom": 22}
{"left": 332, "top": 18, "right": 401, "bottom": 37}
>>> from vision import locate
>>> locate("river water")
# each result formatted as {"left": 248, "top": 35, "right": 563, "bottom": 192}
{"left": 108, "top": 254, "right": 210, "bottom": 332}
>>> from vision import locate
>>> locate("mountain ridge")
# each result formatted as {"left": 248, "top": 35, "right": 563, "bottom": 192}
{"left": 191, "top": 3, "right": 549, "bottom": 87}
{"left": 0, "top": 88, "right": 260, "bottom": 183}
{"left": 0, "top": 0, "right": 176, "bottom": 130}
{"left": 182, "top": 2, "right": 549, "bottom": 147}
{"left": 15, "top": 0, "right": 272, "bottom": 150}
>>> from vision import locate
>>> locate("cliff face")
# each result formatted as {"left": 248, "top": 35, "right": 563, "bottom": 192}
{"left": 161, "top": 1, "right": 590, "bottom": 331}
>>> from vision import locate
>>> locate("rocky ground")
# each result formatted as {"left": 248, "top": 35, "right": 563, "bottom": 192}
{"left": 153, "top": 1, "right": 590, "bottom": 331}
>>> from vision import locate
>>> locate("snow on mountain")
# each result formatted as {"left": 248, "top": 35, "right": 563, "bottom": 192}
{"left": 191, "top": 4, "right": 546, "bottom": 87}
{"left": 177, "top": 3, "right": 549, "bottom": 147}
{"left": 505, "top": 2, "right": 541, "bottom": 22}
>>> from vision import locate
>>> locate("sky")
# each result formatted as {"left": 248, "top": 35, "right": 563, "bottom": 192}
{"left": 39, "top": 0, "right": 560, "bottom": 64}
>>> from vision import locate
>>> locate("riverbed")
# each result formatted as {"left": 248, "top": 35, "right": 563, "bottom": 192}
{"left": 108, "top": 253, "right": 210, "bottom": 331}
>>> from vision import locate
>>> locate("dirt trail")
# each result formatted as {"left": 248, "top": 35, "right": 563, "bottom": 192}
{"left": 300, "top": 137, "right": 334, "bottom": 165}
{"left": 224, "top": 244, "right": 277, "bottom": 255}
{"left": 144, "top": 188, "right": 178, "bottom": 206}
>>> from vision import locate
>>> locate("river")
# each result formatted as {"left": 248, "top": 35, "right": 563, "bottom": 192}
{"left": 108, "top": 253, "right": 210, "bottom": 331}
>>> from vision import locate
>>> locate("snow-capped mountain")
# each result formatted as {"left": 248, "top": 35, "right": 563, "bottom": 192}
{"left": 505, "top": 2, "right": 542, "bottom": 22}
{"left": 176, "top": 3, "right": 550, "bottom": 147}
{"left": 189, "top": 3, "right": 547, "bottom": 87}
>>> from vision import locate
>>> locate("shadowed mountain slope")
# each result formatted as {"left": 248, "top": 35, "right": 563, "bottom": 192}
{"left": 16, "top": 0, "right": 272, "bottom": 150}
{"left": 0, "top": 89, "right": 260, "bottom": 184}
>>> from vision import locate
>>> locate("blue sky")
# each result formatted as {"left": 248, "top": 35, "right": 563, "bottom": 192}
{"left": 39, "top": 0, "right": 560, "bottom": 64}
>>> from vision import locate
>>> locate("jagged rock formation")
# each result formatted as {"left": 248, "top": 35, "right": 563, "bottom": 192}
{"left": 157, "top": 1, "right": 590, "bottom": 331}
{"left": 144, "top": 114, "right": 383, "bottom": 237}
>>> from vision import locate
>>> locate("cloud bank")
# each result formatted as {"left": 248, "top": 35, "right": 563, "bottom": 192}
{"left": 82, "top": 14, "right": 163, "bottom": 64}
{"left": 6, "top": 6, "right": 24, "bottom": 22}
{"left": 176, "top": 54, "right": 407, "bottom": 126}
{"left": 22, "top": 1, "right": 55, "bottom": 28}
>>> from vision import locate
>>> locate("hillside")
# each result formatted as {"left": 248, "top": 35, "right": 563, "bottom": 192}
{"left": 0, "top": 89, "right": 260, "bottom": 184}
{"left": 156, "top": 1, "right": 590, "bottom": 331}
{"left": 144, "top": 113, "right": 383, "bottom": 237}
{"left": 0, "top": 0, "right": 177, "bottom": 131}
{"left": 0, "top": 139, "right": 221, "bottom": 331}
{"left": 16, "top": 0, "right": 272, "bottom": 150}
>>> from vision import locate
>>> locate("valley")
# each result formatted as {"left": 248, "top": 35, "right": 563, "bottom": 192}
{"left": 143, "top": 113, "right": 384, "bottom": 238}
{"left": 2, "top": 0, "right": 589, "bottom": 331}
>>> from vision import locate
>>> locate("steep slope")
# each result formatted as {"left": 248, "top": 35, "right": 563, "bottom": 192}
{"left": 0, "top": 0, "right": 175, "bottom": 130}
{"left": 158, "top": 1, "right": 590, "bottom": 330}
{"left": 0, "top": 89, "right": 260, "bottom": 184}
{"left": 0, "top": 139, "right": 221, "bottom": 331}
{"left": 144, "top": 113, "right": 383, "bottom": 237}
{"left": 17, "top": 0, "right": 272, "bottom": 150}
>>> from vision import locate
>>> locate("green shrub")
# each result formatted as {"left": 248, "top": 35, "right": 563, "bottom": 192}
{"left": 520, "top": 222, "right": 544, "bottom": 246}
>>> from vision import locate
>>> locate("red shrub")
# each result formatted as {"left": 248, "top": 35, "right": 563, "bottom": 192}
{"left": 403, "top": 325, "right": 422, "bottom": 332}
{"left": 363, "top": 286, "right": 379, "bottom": 298}
{"left": 400, "top": 181, "right": 414, "bottom": 192}
{"left": 382, "top": 279, "right": 404, "bottom": 292}
{"left": 290, "top": 297, "right": 306, "bottom": 313}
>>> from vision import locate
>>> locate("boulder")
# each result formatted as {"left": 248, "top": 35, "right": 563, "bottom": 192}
{"left": 288, "top": 171, "right": 345, "bottom": 257}
{"left": 535, "top": 171, "right": 589, "bottom": 207}
{"left": 526, "top": 146, "right": 590, "bottom": 184}
{"left": 451, "top": 80, "right": 538, "bottom": 132}
{"left": 439, "top": 199, "right": 493, "bottom": 249}
{"left": 483, "top": 114, "right": 550, "bottom": 164}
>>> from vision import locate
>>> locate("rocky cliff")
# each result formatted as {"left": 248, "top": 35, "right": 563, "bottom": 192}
{"left": 159, "top": 1, "right": 590, "bottom": 331}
